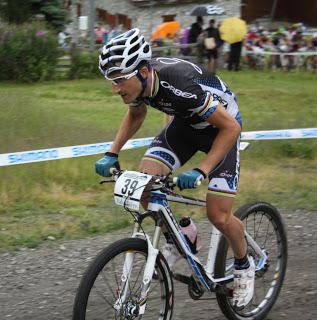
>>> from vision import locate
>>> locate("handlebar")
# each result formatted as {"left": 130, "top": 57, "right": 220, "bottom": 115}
{"left": 103, "top": 169, "right": 201, "bottom": 190}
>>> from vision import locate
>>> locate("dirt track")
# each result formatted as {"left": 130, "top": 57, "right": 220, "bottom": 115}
{"left": 0, "top": 209, "right": 316, "bottom": 320}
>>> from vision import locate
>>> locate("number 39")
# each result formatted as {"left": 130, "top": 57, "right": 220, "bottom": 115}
{"left": 121, "top": 179, "right": 139, "bottom": 196}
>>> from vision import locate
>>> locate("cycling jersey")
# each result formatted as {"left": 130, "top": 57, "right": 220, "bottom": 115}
{"left": 136, "top": 57, "right": 242, "bottom": 197}
{"left": 132, "top": 57, "right": 242, "bottom": 130}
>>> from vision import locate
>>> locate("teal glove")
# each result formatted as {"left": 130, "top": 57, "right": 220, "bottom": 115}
{"left": 95, "top": 152, "right": 120, "bottom": 177}
{"left": 177, "top": 168, "right": 206, "bottom": 190}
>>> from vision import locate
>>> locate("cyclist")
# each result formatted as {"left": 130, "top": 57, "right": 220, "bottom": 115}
{"left": 96, "top": 28, "right": 255, "bottom": 309}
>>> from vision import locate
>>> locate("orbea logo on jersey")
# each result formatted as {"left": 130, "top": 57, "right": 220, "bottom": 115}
{"left": 160, "top": 81, "right": 197, "bottom": 99}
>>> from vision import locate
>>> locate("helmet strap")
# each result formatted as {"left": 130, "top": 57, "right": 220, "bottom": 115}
{"left": 136, "top": 62, "right": 150, "bottom": 99}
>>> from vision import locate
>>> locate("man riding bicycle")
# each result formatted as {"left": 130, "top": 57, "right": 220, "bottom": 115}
{"left": 95, "top": 28, "right": 255, "bottom": 309}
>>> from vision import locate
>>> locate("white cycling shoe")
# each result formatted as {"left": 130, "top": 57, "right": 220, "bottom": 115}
{"left": 161, "top": 243, "right": 181, "bottom": 270}
{"left": 233, "top": 256, "right": 255, "bottom": 309}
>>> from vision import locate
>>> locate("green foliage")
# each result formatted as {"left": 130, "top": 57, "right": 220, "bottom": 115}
{"left": 33, "top": 0, "right": 69, "bottom": 33}
{"left": 0, "top": 22, "right": 60, "bottom": 82}
{"left": 0, "top": 0, "right": 69, "bottom": 32}
{"left": 68, "top": 50, "right": 100, "bottom": 80}
{"left": 0, "top": 0, "right": 32, "bottom": 24}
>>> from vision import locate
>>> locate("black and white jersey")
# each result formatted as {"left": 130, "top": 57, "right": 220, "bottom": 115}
{"left": 134, "top": 57, "right": 242, "bottom": 129}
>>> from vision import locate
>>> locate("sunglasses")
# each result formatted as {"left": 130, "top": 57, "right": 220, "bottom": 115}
{"left": 104, "top": 70, "right": 138, "bottom": 85}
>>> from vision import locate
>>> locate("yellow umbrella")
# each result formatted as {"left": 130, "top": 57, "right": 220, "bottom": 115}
{"left": 219, "top": 17, "right": 247, "bottom": 44}
{"left": 150, "top": 21, "right": 180, "bottom": 41}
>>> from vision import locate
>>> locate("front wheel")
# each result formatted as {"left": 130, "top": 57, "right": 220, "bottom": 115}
{"left": 73, "top": 237, "right": 174, "bottom": 320}
{"left": 215, "top": 202, "right": 288, "bottom": 320}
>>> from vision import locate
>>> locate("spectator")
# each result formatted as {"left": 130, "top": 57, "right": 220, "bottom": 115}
{"left": 58, "top": 30, "right": 67, "bottom": 48}
{"left": 95, "top": 22, "right": 105, "bottom": 45}
{"left": 203, "top": 19, "right": 222, "bottom": 73}
{"left": 228, "top": 41, "right": 243, "bottom": 71}
{"left": 188, "top": 16, "right": 204, "bottom": 63}
{"left": 188, "top": 16, "right": 203, "bottom": 43}
{"left": 179, "top": 27, "right": 191, "bottom": 56}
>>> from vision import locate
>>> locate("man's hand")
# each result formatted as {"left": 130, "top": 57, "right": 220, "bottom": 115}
{"left": 95, "top": 152, "right": 120, "bottom": 177}
{"left": 177, "top": 168, "right": 206, "bottom": 190}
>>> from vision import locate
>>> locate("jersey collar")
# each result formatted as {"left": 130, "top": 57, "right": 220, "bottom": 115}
{"left": 149, "top": 67, "right": 159, "bottom": 98}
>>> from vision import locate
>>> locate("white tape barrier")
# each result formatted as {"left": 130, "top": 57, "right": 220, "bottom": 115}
{"left": 0, "top": 128, "right": 316, "bottom": 167}
{"left": 245, "top": 50, "right": 317, "bottom": 57}
{"left": 241, "top": 128, "right": 317, "bottom": 140}
{"left": 0, "top": 137, "right": 153, "bottom": 167}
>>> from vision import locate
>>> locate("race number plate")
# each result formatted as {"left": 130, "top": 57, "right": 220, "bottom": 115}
{"left": 114, "top": 171, "right": 152, "bottom": 211}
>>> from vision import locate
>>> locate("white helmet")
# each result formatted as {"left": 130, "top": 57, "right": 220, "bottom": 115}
{"left": 99, "top": 28, "right": 151, "bottom": 79}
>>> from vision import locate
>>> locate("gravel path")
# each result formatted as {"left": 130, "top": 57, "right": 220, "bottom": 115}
{"left": 0, "top": 209, "right": 316, "bottom": 320}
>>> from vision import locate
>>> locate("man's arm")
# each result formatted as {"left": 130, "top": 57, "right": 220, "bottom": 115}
{"left": 109, "top": 103, "right": 147, "bottom": 154}
{"left": 197, "top": 103, "right": 241, "bottom": 176}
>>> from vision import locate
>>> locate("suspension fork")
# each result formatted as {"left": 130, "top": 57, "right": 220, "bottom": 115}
{"left": 114, "top": 222, "right": 142, "bottom": 311}
{"left": 138, "top": 225, "right": 161, "bottom": 314}
{"left": 114, "top": 222, "right": 162, "bottom": 315}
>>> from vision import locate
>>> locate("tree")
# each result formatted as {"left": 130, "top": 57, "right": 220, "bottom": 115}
{"left": 0, "top": 0, "right": 69, "bottom": 32}
{"left": 0, "top": 0, "right": 32, "bottom": 24}
{"left": 31, "top": 0, "right": 69, "bottom": 32}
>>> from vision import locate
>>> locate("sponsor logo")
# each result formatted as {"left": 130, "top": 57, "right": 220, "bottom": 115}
{"left": 161, "top": 81, "right": 197, "bottom": 99}
{"left": 212, "top": 93, "right": 228, "bottom": 107}
{"left": 72, "top": 143, "right": 111, "bottom": 156}
{"left": 158, "top": 100, "right": 172, "bottom": 107}
{"left": 220, "top": 171, "right": 233, "bottom": 178}
{"left": 8, "top": 149, "right": 58, "bottom": 164}
{"left": 123, "top": 172, "right": 149, "bottom": 180}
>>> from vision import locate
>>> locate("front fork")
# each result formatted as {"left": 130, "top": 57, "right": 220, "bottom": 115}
{"left": 114, "top": 222, "right": 161, "bottom": 315}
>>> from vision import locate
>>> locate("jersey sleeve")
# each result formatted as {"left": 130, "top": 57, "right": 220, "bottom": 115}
{"left": 193, "top": 91, "right": 219, "bottom": 120}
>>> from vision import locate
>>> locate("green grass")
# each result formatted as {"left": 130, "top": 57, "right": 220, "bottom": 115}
{"left": 0, "top": 70, "right": 316, "bottom": 251}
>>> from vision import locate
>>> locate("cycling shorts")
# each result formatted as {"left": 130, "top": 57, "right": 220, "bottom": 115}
{"left": 143, "top": 117, "right": 240, "bottom": 198}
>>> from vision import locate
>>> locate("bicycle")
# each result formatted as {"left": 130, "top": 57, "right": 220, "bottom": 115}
{"left": 73, "top": 169, "right": 288, "bottom": 320}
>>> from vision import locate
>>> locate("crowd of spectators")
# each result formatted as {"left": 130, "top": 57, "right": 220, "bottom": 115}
{"left": 243, "top": 23, "right": 317, "bottom": 71}
{"left": 150, "top": 19, "right": 317, "bottom": 72}
{"left": 58, "top": 18, "right": 317, "bottom": 72}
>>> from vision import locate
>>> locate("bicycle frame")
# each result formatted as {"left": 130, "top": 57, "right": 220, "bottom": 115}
{"left": 115, "top": 187, "right": 268, "bottom": 315}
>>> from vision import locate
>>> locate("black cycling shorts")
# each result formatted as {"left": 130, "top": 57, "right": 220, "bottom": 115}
{"left": 142, "top": 117, "right": 240, "bottom": 198}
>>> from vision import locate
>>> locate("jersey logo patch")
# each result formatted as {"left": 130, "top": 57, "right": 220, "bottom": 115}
{"left": 160, "top": 81, "right": 197, "bottom": 99}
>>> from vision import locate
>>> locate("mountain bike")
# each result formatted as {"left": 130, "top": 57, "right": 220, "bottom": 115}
{"left": 73, "top": 169, "right": 287, "bottom": 320}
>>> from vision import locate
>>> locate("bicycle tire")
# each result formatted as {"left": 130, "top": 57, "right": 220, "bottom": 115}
{"left": 215, "top": 202, "right": 288, "bottom": 320}
{"left": 73, "top": 237, "right": 174, "bottom": 320}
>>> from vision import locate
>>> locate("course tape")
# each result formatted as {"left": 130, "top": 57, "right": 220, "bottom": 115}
{"left": 0, "top": 128, "right": 316, "bottom": 167}
{"left": 241, "top": 128, "right": 317, "bottom": 140}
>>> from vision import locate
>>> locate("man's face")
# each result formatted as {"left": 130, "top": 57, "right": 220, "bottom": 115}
{"left": 110, "top": 71, "right": 143, "bottom": 104}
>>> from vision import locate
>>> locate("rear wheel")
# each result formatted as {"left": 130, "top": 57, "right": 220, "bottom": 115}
{"left": 73, "top": 237, "right": 174, "bottom": 320}
{"left": 215, "top": 202, "right": 288, "bottom": 320}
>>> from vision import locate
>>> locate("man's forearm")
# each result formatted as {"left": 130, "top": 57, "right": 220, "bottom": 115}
{"left": 109, "top": 106, "right": 147, "bottom": 154}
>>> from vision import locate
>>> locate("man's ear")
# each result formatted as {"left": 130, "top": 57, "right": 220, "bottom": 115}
{"left": 139, "top": 66, "right": 148, "bottom": 78}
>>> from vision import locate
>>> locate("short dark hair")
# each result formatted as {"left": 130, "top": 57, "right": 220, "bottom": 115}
{"left": 197, "top": 16, "right": 203, "bottom": 23}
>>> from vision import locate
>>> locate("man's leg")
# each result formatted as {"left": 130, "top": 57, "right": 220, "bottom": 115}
{"left": 139, "top": 159, "right": 169, "bottom": 176}
{"left": 206, "top": 194, "right": 246, "bottom": 258}
{"left": 206, "top": 193, "right": 255, "bottom": 308}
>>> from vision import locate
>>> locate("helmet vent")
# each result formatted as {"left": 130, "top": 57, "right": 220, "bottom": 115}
{"left": 126, "top": 55, "right": 138, "bottom": 68}
{"left": 144, "top": 44, "right": 150, "bottom": 53}
{"left": 128, "top": 45, "right": 139, "bottom": 56}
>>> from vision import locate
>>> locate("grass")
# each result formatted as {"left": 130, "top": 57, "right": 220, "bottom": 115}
{"left": 0, "top": 70, "right": 316, "bottom": 251}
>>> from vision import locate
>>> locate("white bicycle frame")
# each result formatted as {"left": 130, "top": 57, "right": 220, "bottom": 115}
{"left": 114, "top": 188, "right": 267, "bottom": 315}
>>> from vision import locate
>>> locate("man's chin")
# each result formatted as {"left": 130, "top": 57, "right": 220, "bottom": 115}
{"left": 121, "top": 96, "right": 134, "bottom": 104}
